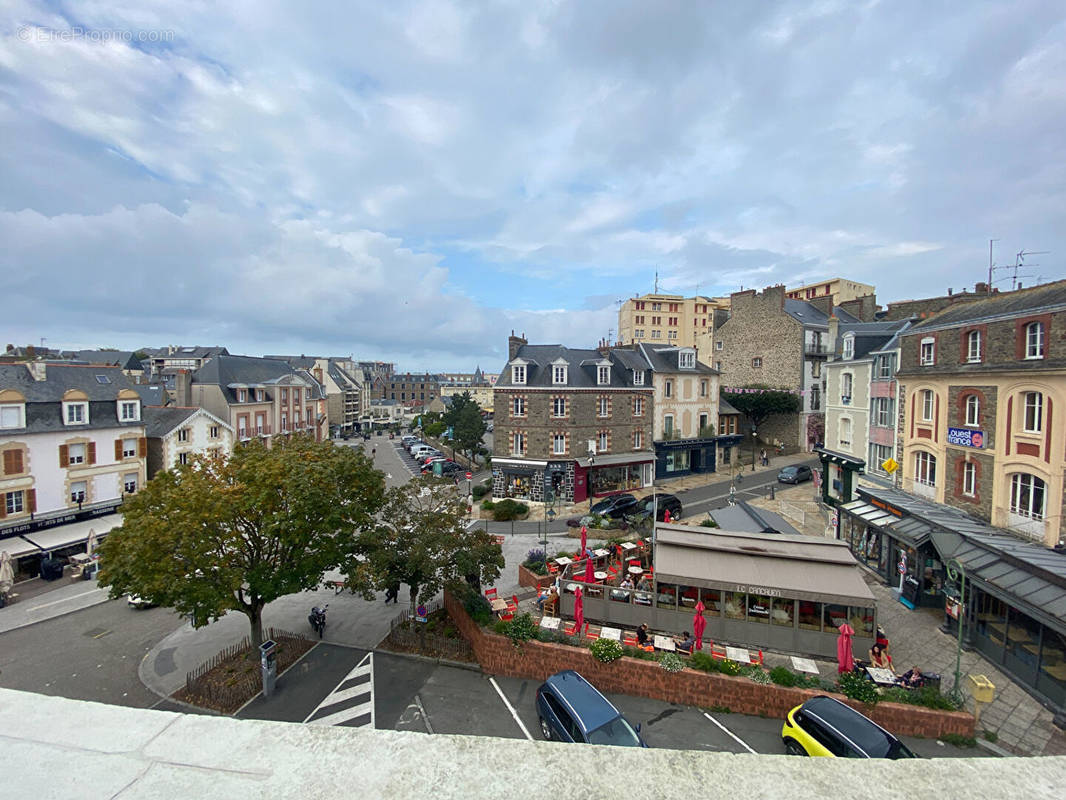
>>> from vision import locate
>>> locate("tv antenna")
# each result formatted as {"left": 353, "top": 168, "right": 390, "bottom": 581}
{"left": 1008, "top": 249, "right": 1049, "bottom": 291}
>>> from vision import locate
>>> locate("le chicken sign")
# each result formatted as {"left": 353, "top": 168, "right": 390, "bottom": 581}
{"left": 946, "top": 427, "right": 985, "bottom": 449}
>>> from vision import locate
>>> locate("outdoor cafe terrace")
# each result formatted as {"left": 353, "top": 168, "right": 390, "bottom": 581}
{"left": 512, "top": 525, "right": 878, "bottom": 663}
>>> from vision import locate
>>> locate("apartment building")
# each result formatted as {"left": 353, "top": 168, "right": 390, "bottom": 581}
{"left": 141, "top": 345, "right": 228, "bottom": 393}
{"left": 270, "top": 356, "right": 370, "bottom": 436}
{"left": 493, "top": 334, "right": 654, "bottom": 503}
{"left": 374, "top": 372, "right": 441, "bottom": 411}
{"left": 617, "top": 293, "right": 729, "bottom": 349}
{"left": 786, "top": 277, "right": 876, "bottom": 306}
{"left": 0, "top": 363, "right": 148, "bottom": 573}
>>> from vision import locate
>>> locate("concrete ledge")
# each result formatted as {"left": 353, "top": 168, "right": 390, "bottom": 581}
{"left": 1, "top": 688, "right": 1063, "bottom": 799}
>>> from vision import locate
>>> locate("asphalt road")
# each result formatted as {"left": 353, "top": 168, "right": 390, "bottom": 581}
{"left": 0, "top": 598, "right": 184, "bottom": 708}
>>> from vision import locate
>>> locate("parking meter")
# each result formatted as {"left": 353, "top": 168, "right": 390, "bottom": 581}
{"left": 259, "top": 639, "right": 277, "bottom": 698}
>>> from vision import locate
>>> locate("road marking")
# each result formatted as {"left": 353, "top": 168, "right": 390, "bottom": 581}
{"left": 92, "top": 629, "right": 112, "bottom": 639}
{"left": 304, "top": 652, "right": 375, "bottom": 728}
{"left": 28, "top": 588, "right": 103, "bottom": 611}
{"left": 488, "top": 676, "right": 533, "bottom": 741}
{"left": 414, "top": 693, "right": 434, "bottom": 734}
{"left": 702, "top": 711, "right": 757, "bottom": 754}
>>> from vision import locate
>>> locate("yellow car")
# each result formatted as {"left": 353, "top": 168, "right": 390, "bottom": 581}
{"left": 781, "top": 696, "right": 917, "bottom": 758}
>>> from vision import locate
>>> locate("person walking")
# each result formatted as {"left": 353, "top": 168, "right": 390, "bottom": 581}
{"left": 760, "top": 448, "right": 767, "bottom": 466}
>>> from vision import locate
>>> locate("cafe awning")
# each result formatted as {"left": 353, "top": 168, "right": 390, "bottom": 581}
{"left": 839, "top": 500, "right": 931, "bottom": 547}
{"left": 21, "top": 514, "right": 123, "bottom": 555}
{"left": 0, "top": 536, "right": 45, "bottom": 559}
{"left": 653, "top": 525, "right": 875, "bottom": 606}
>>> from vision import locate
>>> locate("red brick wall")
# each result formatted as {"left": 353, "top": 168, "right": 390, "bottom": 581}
{"left": 517, "top": 564, "right": 555, "bottom": 590}
{"left": 446, "top": 591, "right": 974, "bottom": 740}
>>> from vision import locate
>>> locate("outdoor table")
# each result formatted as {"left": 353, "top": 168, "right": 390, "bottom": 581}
{"left": 628, "top": 566, "right": 643, "bottom": 575}
{"left": 620, "top": 542, "right": 637, "bottom": 551}
{"left": 600, "top": 626, "right": 622, "bottom": 641}
{"left": 594, "top": 571, "right": 607, "bottom": 581}
{"left": 554, "top": 556, "right": 572, "bottom": 566}
{"left": 653, "top": 635, "right": 675, "bottom": 652}
{"left": 866, "top": 667, "right": 897, "bottom": 686}
{"left": 593, "top": 548, "right": 609, "bottom": 558}
{"left": 539, "top": 616, "right": 561, "bottom": 630}
{"left": 490, "top": 598, "right": 509, "bottom": 612}
{"left": 69, "top": 553, "right": 91, "bottom": 566}
{"left": 565, "top": 583, "right": 579, "bottom": 594}
{"left": 725, "top": 646, "right": 751, "bottom": 664}
{"left": 790, "top": 656, "right": 820, "bottom": 675}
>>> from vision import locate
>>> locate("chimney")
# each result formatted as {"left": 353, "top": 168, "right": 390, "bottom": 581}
{"left": 598, "top": 337, "right": 611, "bottom": 357}
{"left": 808, "top": 295, "right": 834, "bottom": 316}
{"left": 947, "top": 287, "right": 953, "bottom": 296}
{"left": 27, "top": 361, "right": 46, "bottom": 381}
{"left": 975, "top": 281, "right": 990, "bottom": 294}
{"left": 507, "top": 330, "right": 527, "bottom": 361}
{"left": 828, "top": 316, "right": 840, "bottom": 355}
{"left": 175, "top": 369, "right": 192, "bottom": 406}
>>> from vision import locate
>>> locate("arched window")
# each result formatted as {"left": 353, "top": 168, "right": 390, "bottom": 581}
{"left": 967, "top": 330, "right": 982, "bottom": 362}
{"left": 914, "top": 451, "right": 936, "bottom": 486}
{"left": 965, "top": 394, "right": 980, "bottom": 426}
{"left": 1025, "top": 322, "right": 1045, "bottom": 359}
{"left": 1010, "top": 473, "right": 1046, "bottom": 520}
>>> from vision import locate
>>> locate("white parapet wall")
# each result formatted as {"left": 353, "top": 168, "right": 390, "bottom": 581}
{"left": 1, "top": 688, "right": 1064, "bottom": 799}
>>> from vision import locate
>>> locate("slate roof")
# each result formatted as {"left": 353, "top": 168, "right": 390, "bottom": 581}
{"left": 907, "top": 279, "right": 1066, "bottom": 332}
{"left": 718, "top": 397, "right": 741, "bottom": 416}
{"left": 142, "top": 346, "right": 229, "bottom": 359}
{"left": 69, "top": 350, "right": 142, "bottom": 370}
{"left": 192, "top": 355, "right": 313, "bottom": 403}
{"left": 635, "top": 344, "right": 718, "bottom": 375}
{"left": 497, "top": 345, "right": 649, "bottom": 389}
{"left": 783, "top": 300, "right": 860, "bottom": 327}
{"left": 709, "top": 501, "right": 801, "bottom": 536}
{"left": 143, "top": 406, "right": 199, "bottom": 438}
{"left": 837, "top": 319, "right": 911, "bottom": 360}
{"left": 0, "top": 363, "right": 145, "bottom": 433}
{"left": 135, "top": 385, "right": 167, "bottom": 406}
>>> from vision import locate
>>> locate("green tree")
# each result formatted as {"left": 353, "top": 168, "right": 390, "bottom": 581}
{"left": 97, "top": 436, "right": 385, "bottom": 648}
{"left": 453, "top": 399, "right": 486, "bottom": 462}
{"left": 722, "top": 385, "right": 801, "bottom": 430}
{"left": 441, "top": 391, "right": 473, "bottom": 430}
{"left": 349, "top": 478, "right": 503, "bottom": 612}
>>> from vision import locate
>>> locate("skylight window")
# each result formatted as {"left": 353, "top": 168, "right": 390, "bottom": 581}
{"left": 95, "top": 375, "right": 111, "bottom": 384}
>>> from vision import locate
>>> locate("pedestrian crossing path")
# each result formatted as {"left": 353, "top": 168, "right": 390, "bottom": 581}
{"left": 303, "top": 652, "right": 375, "bottom": 728}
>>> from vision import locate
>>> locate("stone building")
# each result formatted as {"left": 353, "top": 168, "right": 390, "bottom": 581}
{"left": 896, "top": 279, "right": 1066, "bottom": 549}
{"left": 492, "top": 334, "right": 654, "bottom": 504}
{"left": 374, "top": 372, "right": 440, "bottom": 411}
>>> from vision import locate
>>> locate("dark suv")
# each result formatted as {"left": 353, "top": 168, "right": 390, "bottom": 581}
{"left": 589, "top": 493, "right": 640, "bottom": 519}
{"left": 632, "top": 493, "right": 683, "bottom": 522}
{"left": 536, "top": 670, "right": 646, "bottom": 747}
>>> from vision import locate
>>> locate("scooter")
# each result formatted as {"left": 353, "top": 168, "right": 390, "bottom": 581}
{"left": 308, "top": 604, "right": 328, "bottom": 638}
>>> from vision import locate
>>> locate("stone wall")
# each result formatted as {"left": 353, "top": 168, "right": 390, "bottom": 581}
{"left": 715, "top": 287, "right": 803, "bottom": 389}
{"left": 445, "top": 591, "right": 975, "bottom": 740}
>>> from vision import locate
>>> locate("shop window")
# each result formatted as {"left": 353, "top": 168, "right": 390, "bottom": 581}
{"left": 975, "top": 593, "right": 1007, "bottom": 648}
{"left": 772, "top": 599, "right": 795, "bottom": 627}
{"left": 678, "top": 585, "right": 699, "bottom": 610}
{"left": 723, "top": 591, "right": 746, "bottom": 620}
{"left": 701, "top": 588, "right": 721, "bottom": 617}
{"left": 504, "top": 474, "right": 532, "bottom": 499}
{"left": 656, "top": 583, "right": 677, "bottom": 610}
{"left": 1037, "top": 628, "right": 1066, "bottom": 706}
{"left": 798, "top": 601, "right": 822, "bottom": 631}
{"left": 747, "top": 594, "right": 771, "bottom": 624}
{"left": 823, "top": 603, "right": 849, "bottom": 631}
{"left": 1006, "top": 606, "right": 1043, "bottom": 674}
{"left": 849, "top": 607, "right": 875, "bottom": 637}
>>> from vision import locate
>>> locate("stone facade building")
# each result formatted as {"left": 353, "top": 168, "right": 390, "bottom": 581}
{"left": 896, "top": 279, "right": 1066, "bottom": 549}
{"left": 492, "top": 334, "right": 654, "bottom": 504}
{"left": 374, "top": 372, "right": 440, "bottom": 411}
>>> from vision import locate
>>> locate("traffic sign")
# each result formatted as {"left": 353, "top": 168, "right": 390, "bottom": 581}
{"left": 882, "top": 457, "right": 899, "bottom": 474}
{"left": 416, "top": 605, "right": 428, "bottom": 623}
{"left": 465, "top": 471, "right": 472, "bottom": 480}
{"left": 898, "top": 560, "right": 907, "bottom": 575}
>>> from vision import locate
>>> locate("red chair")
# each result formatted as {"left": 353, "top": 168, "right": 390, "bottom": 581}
{"left": 563, "top": 620, "right": 581, "bottom": 636}
{"left": 547, "top": 562, "right": 559, "bottom": 575}
{"left": 498, "top": 610, "right": 514, "bottom": 622}
{"left": 623, "top": 632, "right": 638, "bottom": 646}
{"left": 507, "top": 593, "right": 519, "bottom": 612}
{"left": 585, "top": 624, "right": 599, "bottom": 641}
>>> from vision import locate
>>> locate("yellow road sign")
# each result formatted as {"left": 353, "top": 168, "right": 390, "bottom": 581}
{"left": 881, "top": 457, "right": 899, "bottom": 474}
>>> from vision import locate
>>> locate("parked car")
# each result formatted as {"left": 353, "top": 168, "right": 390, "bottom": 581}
{"left": 781, "top": 696, "right": 916, "bottom": 758}
{"left": 631, "top": 493, "right": 683, "bottom": 522}
{"left": 777, "top": 465, "right": 813, "bottom": 484}
{"left": 589, "top": 493, "right": 640, "bottom": 519}
{"left": 127, "top": 594, "right": 154, "bottom": 609}
{"left": 536, "top": 670, "right": 647, "bottom": 747}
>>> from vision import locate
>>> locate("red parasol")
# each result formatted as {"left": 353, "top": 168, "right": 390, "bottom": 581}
{"left": 664, "top": 509, "right": 672, "bottom": 524}
{"left": 837, "top": 622, "right": 855, "bottom": 674}
{"left": 573, "top": 586, "right": 584, "bottom": 632}
{"left": 580, "top": 525, "right": 587, "bottom": 559}
{"left": 584, "top": 557, "right": 595, "bottom": 584}
{"left": 692, "top": 600, "right": 706, "bottom": 650}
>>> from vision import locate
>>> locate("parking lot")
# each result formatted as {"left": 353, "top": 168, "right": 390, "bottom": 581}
{"left": 238, "top": 643, "right": 984, "bottom": 758}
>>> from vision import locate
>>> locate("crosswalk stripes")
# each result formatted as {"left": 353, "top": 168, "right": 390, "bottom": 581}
{"left": 303, "top": 652, "right": 375, "bottom": 728}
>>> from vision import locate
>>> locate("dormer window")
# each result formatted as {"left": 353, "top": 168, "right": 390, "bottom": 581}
{"left": 255, "top": 389, "right": 265, "bottom": 402}
{"left": 512, "top": 364, "right": 526, "bottom": 385}
{"left": 679, "top": 350, "right": 695, "bottom": 369}
{"left": 237, "top": 389, "right": 247, "bottom": 402}
{"left": 632, "top": 370, "right": 644, "bottom": 386}
{"left": 0, "top": 403, "right": 24, "bottom": 429}
{"left": 552, "top": 364, "right": 567, "bottom": 385}
{"left": 119, "top": 400, "right": 140, "bottom": 421}
{"left": 64, "top": 401, "right": 88, "bottom": 425}
{"left": 597, "top": 365, "right": 610, "bottom": 385}
{"left": 842, "top": 335, "right": 854, "bottom": 360}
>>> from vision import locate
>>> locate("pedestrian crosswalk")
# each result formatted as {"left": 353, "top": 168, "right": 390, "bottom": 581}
{"left": 303, "top": 652, "right": 375, "bottom": 728}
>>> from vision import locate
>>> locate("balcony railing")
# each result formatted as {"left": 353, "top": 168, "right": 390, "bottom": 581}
{"left": 805, "top": 344, "right": 830, "bottom": 357}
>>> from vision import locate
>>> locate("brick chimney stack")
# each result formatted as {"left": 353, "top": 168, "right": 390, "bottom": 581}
{"left": 174, "top": 369, "right": 192, "bottom": 407}
{"left": 507, "top": 331, "right": 527, "bottom": 361}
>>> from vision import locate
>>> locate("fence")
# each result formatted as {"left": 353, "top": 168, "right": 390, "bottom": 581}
{"left": 387, "top": 601, "right": 474, "bottom": 661}
{"left": 185, "top": 627, "right": 309, "bottom": 708}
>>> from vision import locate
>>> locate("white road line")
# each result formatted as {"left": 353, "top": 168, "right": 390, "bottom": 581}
{"left": 303, "top": 652, "right": 374, "bottom": 727}
{"left": 308, "top": 700, "right": 374, "bottom": 727}
{"left": 29, "top": 587, "right": 102, "bottom": 611}
{"left": 414, "top": 693, "right": 434, "bottom": 734}
{"left": 316, "top": 680, "right": 370, "bottom": 710}
{"left": 702, "top": 711, "right": 757, "bottom": 754}
{"left": 488, "top": 676, "right": 533, "bottom": 741}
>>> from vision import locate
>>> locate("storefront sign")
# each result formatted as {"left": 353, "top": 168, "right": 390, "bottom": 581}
{"left": 869, "top": 497, "right": 904, "bottom": 517}
{"left": 734, "top": 585, "right": 783, "bottom": 598}
{"left": 0, "top": 500, "right": 122, "bottom": 538}
{"left": 946, "top": 427, "right": 985, "bottom": 449}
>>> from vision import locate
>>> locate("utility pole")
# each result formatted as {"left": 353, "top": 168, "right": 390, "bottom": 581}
{"left": 654, "top": 270, "right": 659, "bottom": 294}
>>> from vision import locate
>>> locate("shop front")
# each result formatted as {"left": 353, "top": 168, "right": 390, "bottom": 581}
{"left": 653, "top": 437, "right": 720, "bottom": 481}
{"left": 560, "top": 525, "right": 877, "bottom": 660}
{"left": 491, "top": 459, "right": 576, "bottom": 504}
{"left": 578, "top": 453, "right": 654, "bottom": 499}
{"left": 814, "top": 447, "right": 865, "bottom": 507}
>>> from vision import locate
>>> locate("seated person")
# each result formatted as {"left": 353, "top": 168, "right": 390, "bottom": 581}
{"left": 636, "top": 623, "right": 650, "bottom": 647}
{"left": 674, "top": 630, "right": 696, "bottom": 653}
{"left": 869, "top": 643, "right": 894, "bottom": 673}
{"left": 636, "top": 575, "right": 651, "bottom": 591}
{"left": 536, "top": 587, "right": 550, "bottom": 611}
{"left": 899, "top": 666, "right": 924, "bottom": 689}
{"left": 619, "top": 576, "right": 634, "bottom": 590}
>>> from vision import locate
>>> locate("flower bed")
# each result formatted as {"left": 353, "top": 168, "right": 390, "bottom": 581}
{"left": 444, "top": 590, "right": 974, "bottom": 740}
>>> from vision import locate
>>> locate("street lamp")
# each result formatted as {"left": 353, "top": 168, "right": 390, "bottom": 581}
{"left": 945, "top": 558, "right": 967, "bottom": 706}
{"left": 751, "top": 425, "right": 757, "bottom": 472}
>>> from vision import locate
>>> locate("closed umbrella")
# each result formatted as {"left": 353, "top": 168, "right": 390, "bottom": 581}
{"left": 583, "top": 557, "right": 595, "bottom": 584}
{"left": 692, "top": 600, "right": 706, "bottom": 651}
{"left": 86, "top": 528, "right": 98, "bottom": 556}
{"left": 663, "top": 509, "right": 672, "bottom": 524}
{"left": 0, "top": 551, "right": 13, "bottom": 595}
{"left": 837, "top": 622, "right": 855, "bottom": 674}
{"left": 573, "top": 585, "right": 584, "bottom": 633}
{"left": 579, "top": 525, "right": 587, "bottom": 559}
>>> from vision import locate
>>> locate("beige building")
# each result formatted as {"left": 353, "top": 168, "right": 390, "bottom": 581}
{"left": 440, "top": 383, "right": 493, "bottom": 413}
{"left": 786, "top": 278, "right": 876, "bottom": 306}
{"left": 617, "top": 293, "right": 729, "bottom": 350}
{"left": 144, "top": 406, "right": 234, "bottom": 477}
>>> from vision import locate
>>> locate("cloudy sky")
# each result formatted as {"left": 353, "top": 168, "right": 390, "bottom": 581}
{"left": 2, "top": 1, "right": 1064, "bottom": 372}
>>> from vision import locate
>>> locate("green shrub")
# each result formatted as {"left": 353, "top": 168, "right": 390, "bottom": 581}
{"left": 659, "top": 652, "right": 684, "bottom": 673}
{"left": 622, "top": 646, "right": 656, "bottom": 661}
{"left": 939, "top": 733, "right": 977, "bottom": 748}
{"left": 982, "top": 730, "right": 998, "bottom": 743}
{"left": 880, "top": 686, "right": 961, "bottom": 711}
{"left": 493, "top": 619, "right": 511, "bottom": 636}
{"left": 688, "top": 651, "right": 717, "bottom": 673}
{"left": 717, "top": 658, "right": 742, "bottom": 676}
{"left": 481, "top": 499, "right": 495, "bottom": 510}
{"left": 769, "top": 666, "right": 800, "bottom": 687}
{"left": 837, "top": 670, "right": 880, "bottom": 705}
{"left": 505, "top": 613, "right": 538, "bottom": 648}
{"left": 492, "top": 499, "right": 528, "bottom": 521}
{"left": 699, "top": 518, "right": 719, "bottom": 528}
{"left": 741, "top": 665, "right": 772, "bottom": 684}
{"left": 472, "top": 485, "right": 490, "bottom": 500}
{"left": 590, "top": 638, "right": 624, "bottom": 663}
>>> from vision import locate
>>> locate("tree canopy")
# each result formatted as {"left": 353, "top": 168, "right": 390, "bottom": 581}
{"left": 722, "top": 385, "right": 801, "bottom": 429}
{"left": 346, "top": 477, "right": 503, "bottom": 612}
{"left": 450, "top": 393, "right": 486, "bottom": 461}
{"left": 97, "top": 436, "right": 385, "bottom": 647}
